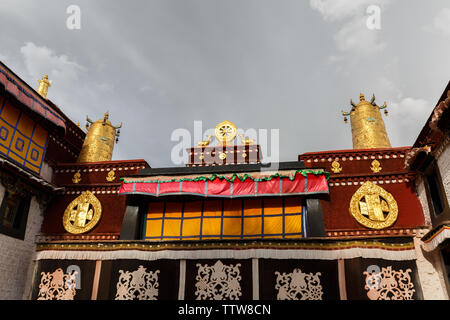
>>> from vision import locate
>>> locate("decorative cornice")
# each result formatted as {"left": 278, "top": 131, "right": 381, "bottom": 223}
{"left": 328, "top": 172, "right": 414, "bottom": 185}
{"left": 326, "top": 228, "right": 424, "bottom": 238}
{"left": 35, "top": 238, "right": 416, "bottom": 253}
{"left": 36, "top": 233, "right": 119, "bottom": 242}
{"left": 58, "top": 186, "right": 121, "bottom": 195}
{"left": 299, "top": 147, "right": 409, "bottom": 163}
{"left": 54, "top": 160, "right": 148, "bottom": 174}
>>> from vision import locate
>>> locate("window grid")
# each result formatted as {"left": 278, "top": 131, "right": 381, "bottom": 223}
{"left": 144, "top": 198, "right": 304, "bottom": 241}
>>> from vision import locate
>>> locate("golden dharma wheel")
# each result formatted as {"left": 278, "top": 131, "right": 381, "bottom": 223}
{"left": 215, "top": 120, "right": 237, "bottom": 146}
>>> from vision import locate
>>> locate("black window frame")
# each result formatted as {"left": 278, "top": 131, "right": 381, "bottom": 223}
{"left": 0, "top": 189, "right": 32, "bottom": 240}
{"left": 423, "top": 160, "right": 449, "bottom": 221}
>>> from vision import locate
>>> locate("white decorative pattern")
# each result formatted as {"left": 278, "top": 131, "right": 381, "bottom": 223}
{"left": 115, "top": 265, "right": 160, "bottom": 300}
{"left": 195, "top": 260, "right": 242, "bottom": 300}
{"left": 37, "top": 268, "right": 77, "bottom": 300}
{"left": 275, "top": 268, "right": 323, "bottom": 300}
{"left": 364, "top": 266, "right": 415, "bottom": 300}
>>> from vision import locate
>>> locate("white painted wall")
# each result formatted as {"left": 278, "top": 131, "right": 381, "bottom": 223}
{"left": 436, "top": 139, "right": 450, "bottom": 201}
{"left": 0, "top": 183, "right": 44, "bottom": 300}
{"left": 414, "top": 138, "right": 450, "bottom": 300}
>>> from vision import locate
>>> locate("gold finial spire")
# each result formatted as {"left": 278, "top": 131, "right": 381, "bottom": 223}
{"left": 37, "top": 75, "right": 52, "bottom": 98}
{"left": 341, "top": 93, "right": 391, "bottom": 149}
{"left": 77, "top": 112, "right": 122, "bottom": 163}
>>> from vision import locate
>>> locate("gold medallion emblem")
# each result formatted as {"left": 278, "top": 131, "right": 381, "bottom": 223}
{"left": 370, "top": 160, "right": 382, "bottom": 173}
{"left": 63, "top": 191, "right": 102, "bottom": 234}
{"left": 349, "top": 181, "right": 398, "bottom": 229}
{"left": 331, "top": 161, "right": 342, "bottom": 173}
{"left": 72, "top": 171, "right": 81, "bottom": 184}
{"left": 106, "top": 170, "right": 116, "bottom": 182}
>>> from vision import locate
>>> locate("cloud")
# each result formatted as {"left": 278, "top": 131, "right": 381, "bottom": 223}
{"left": 310, "top": 0, "right": 381, "bottom": 22}
{"left": 20, "top": 42, "right": 85, "bottom": 85}
{"left": 387, "top": 97, "right": 431, "bottom": 146}
{"left": 310, "top": 0, "right": 389, "bottom": 57}
{"left": 334, "top": 16, "right": 386, "bottom": 55}
{"left": 433, "top": 8, "right": 450, "bottom": 35}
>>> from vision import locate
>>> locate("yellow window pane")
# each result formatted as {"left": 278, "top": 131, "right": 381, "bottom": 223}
{"left": 17, "top": 113, "right": 34, "bottom": 137}
{"left": 184, "top": 201, "right": 202, "bottom": 217}
{"left": 146, "top": 220, "right": 162, "bottom": 238}
{"left": 285, "top": 215, "right": 302, "bottom": 234}
{"left": 284, "top": 197, "right": 302, "bottom": 214}
{"left": 203, "top": 200, "right": 222, "bottom": 217}
{"left": 222, "top": 217, "right": 242, "bottom": 236}
{"left": 202, "top": 217, "right": 222, "bottom": 236}
{"left": 222, "top": 235, "right": 241, "bottom": 240}
{"left": 223, "top": 199, "right": 242, "bottom": 217}
{"left": 264, "top": 198, "right": 283, "bottom": 215}
{"left": 202, "top": 236, "right": 221, "bottom": 240}
{"left": 284, "top": 234, "right": 303, "bottom": 239}
{"left": 243, "top": 216, "right": 261, "bottom": 236}
{"left": 1, "top": 102, "right": 20, "bottom": 126}
{"left": 263, "top": 216, "right": 283, "bottom": 235}
{"left": 0, "top": 119, "right": 13, "bottom": 149}
{"left": 163, "top": 219, "right": 181, "bottom": 238}
{"left": 243, "top": 199, "right": 262, "bottom": 216}
{"left": 11, "top": 131, "right": 29, "bottom": 159}
{"left": 32, "top": 124, "right": 48, "bottom": 147}
{"left": 165, "top": 201, "right": 183, "bottom": 215}
{"left": 26, "top": 142, "right": 43, "bottom": 167}
{"left": 8, "top": 151, "right": 24, "bottom": 165}
{"left": 165, "top": 212, "right": 182, "bottom": 219}
{"left": 182, "top": 218, "right": 201, "bottom": 237}
{"left": 184, "top": 236, "right": 201, "bottom": 241}
{"left": 264, "top": 235, "right": 283, "bottom": 239}
{"left": 0, "top": 144, "right": 8, "bottom": 155}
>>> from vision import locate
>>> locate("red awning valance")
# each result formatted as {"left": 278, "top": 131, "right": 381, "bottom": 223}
{"left": 119, "top": 169, "right": 329, "bottom": 198}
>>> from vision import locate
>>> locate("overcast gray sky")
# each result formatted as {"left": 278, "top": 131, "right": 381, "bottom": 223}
{"left": 0, "top": 0, "right": 449, "bottom": 167}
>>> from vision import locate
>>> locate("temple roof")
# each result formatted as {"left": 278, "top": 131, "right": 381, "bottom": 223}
{"left": 0, "top": 61, "right": 66, "bottom": 132}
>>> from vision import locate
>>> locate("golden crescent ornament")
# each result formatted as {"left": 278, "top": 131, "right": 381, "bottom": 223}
{"left": 349, "top": 181, "right": 398, "bottom": 230}
{"left": 63, "top": 191, "right": 102, "bottom": 234}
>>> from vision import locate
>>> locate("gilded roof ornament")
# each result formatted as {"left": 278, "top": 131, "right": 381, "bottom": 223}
{"left": 331, "top": 161, "right": 342, "bottom": 173}
{"left": 37, "top": 74, "right": 52, "bottom": 98}
{"left": 77, "top": 112, "right": 122, "bottom": 162}
{"left": 238, "top": 134, "right": 255, "bottom": 145}
{"left": 197, "top": 135, "right": 212, "bottom": 147}
{"left": 341, "top": 93, "right": 392, "bottom": 149}
{"left": 214, "top": 120, "right": 237, "bottom": 146}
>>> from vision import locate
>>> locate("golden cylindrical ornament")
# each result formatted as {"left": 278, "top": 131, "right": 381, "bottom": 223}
{"left": 77, "top": 113, "right": 121, "bottom": 162}
{"left": 349, "top": 95, "right": 391, "bottom": 149}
